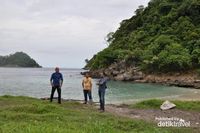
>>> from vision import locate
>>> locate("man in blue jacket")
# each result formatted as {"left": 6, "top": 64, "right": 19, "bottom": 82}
{"left": 97, "top": 72, "right": 108, "bottom": 112}
{"left": 50, "top": 67, "right": 63, "bottom": 104}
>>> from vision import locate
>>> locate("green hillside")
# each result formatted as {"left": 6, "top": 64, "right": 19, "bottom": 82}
{"left": 0, "top": 52, "right": 41, "bottom": 67}
{"left": 86, "top": 0, "right": 200, "bottom": 72}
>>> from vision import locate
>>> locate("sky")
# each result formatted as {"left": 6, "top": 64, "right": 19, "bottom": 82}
{"left": 0, "top": 0, "right": 150, "bottom": 68}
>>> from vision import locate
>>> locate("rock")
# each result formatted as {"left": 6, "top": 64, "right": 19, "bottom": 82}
{"left": 194, "top": 80, "right": 200, "bottom": 83}
{"left": 175, "top": 73, "right": 181, "bottom": 76}
{"left": 80, "top": 71, "right": 88, "bottom": 75}
{"left": 123, "top": 72, "right": 134, "bottom": 81}
{"left": 89, "top": 70, "right": 103, "bottom": 78}
{"left": 137, "top": 71, "right": 143, "bottom": 76}
{"left": 133, "top": 72, "right": 144, "bottom": 80}
{"left": 104, "top": 69, "right": 112, "bottom": 76}
{"left": 160, "top": 100, "right": 176, "bottom": 110}
{"left": 177, "top": 80, "right": 194, "bottom": 88}
{"left": 119, "top": 70, "right": 125, "bottom": 73}
{"left": 114, "top": 74, "right": 124, "bottom": 81}
{"left": 194, "top": 83, "right": 200, "bottom": 89}
{"left": 112, "top": 70, "right": 120, "bottom": 76}
{"left": 132, "top": 75, "right": 144, "bottom": 80}
{"left": 134, "top": 80, "right": 147, "bottom": 83}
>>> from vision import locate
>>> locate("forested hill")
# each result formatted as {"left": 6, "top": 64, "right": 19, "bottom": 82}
{"left": 86, "top": 0, "right": 200, "bottom": 73}
{"left": 0, "top": 52, "right": 41, "bottom": 68}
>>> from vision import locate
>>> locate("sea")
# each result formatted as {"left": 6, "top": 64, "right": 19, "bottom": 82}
{"left": 0, "top": 67, "right": 199, "bottom": 104}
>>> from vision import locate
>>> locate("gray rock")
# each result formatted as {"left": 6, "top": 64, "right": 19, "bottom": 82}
{"left": 160, "top": 100, "right": 176, "bottom": 110}
{"left": 119, "top": 70, "right": 125, "bottom": 73}
{"left": 123, "top": 73, "right": 134, "bottom": 81}
{"left": 104, "top": 69, "right": 111, "bottom": 76}
{"left": 114, "top": 74, "right": 124, "bottom": 81}
{"left": 194, "top": 80, "right": 200, "bottom": 83}
{"left": 112, "top": 70, "right": 120, "bottom": 76}
{"left": 132, "top": 75, "right": 144, "bottom": 80}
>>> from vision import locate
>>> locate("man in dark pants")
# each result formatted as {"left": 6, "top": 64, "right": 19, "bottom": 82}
{"left": 97, "top": 73, "right": 108, "bottom": 112}
{"left": 50, "top": 67, "right": 63, "bottom": 104}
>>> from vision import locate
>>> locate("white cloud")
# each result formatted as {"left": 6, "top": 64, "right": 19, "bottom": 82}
{"left": 0, "top": 0, "right": 150, "bottom": 68}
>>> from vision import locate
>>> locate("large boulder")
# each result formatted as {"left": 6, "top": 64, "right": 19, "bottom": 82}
{"left": 114, "top": 74, "right": 125, "bottom": 81}
{"left": 123, "top": 72, "right": 134, "bottom": 81}
{"left": 160, "top": 100, "right": 176, "bottom": 110}
{"left": 112, "top": 70, "right": 120, "bottom": 76}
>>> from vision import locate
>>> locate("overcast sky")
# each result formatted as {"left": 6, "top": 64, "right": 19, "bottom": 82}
{"left": 0, "top": 0, "right": 149, "bottom": 68}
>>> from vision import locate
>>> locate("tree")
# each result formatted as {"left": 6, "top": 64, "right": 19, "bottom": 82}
{"left": 86, "top": 0, "right": 200, "bottom": 73}
{"left": 157, "top": 43, "right": 192, "bottom": 72}
{"left": 105, "top": 32, "right": 114, "bottom": 45}
{"left": 135, "top": 5, "right": 145, "bottom": 15}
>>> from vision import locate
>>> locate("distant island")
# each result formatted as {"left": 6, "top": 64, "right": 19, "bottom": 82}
{"left": 0, "top": 52, "right": 41, "bottom": 68}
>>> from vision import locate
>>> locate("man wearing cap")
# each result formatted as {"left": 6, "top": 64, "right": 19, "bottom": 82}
{"left": 50, "top": 67, "right": 63, "bottom": 104}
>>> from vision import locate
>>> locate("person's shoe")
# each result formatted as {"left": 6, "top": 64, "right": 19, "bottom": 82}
{"left": 98, "top": 108, "right": 105, "bottom": 112}
{"left": 89, "top": 99, "right": 93, "bottom": 105}
{"left": 83, "top": 101, "right": 87, "bottom": 104}
{"left": 99, "top": 109, "right": 105, "bottom": 113}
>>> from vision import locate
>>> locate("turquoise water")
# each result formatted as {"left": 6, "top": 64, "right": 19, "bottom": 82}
{"left": 0, "top": 68, "right": 198, "bottom": 104}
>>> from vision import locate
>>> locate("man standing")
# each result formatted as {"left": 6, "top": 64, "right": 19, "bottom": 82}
{"left": 82, "top": 73, "right": 93, "bottom": 104}
{"left": 50, "top": 67, "right": 63, "bottom": 104}
{"left": 97, "top": 72, "right": 108, "bottom": 112}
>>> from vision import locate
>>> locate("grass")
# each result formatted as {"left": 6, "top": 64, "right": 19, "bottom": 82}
{"left": 0, "top": 96, "right": 198, "bottom": 133}
{"left": 130, "top": 99, "right": 200, "bottom": 111}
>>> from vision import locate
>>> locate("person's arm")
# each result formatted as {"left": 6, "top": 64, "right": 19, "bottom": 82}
{"left": 98, "top": 78, "right": 107, "bottom": 86}
{"left": 96, "top": 78, "right": 101, "bottom": 85}
{"left": 90, "top": 78, "right": 93, "bottom": 90}
{"left": 82, "top": 79, "right": 84, "bottom": 88}
{"left": 105, "top": 82, "right": 108, "bottom": 89}
{"left": 104, "top": 77, "right": 109, "bottom": 88}
{"left": 96, "top": 82, "right": 100, "bottom": 85}
{"left": 50, "top": 74, "right": 53, "bottom": 87}
{"left": 99, "top": 79, "right": 104, "bottom": 85}
{"left": 60, "top": 74, "right": 63, "bottom": 87}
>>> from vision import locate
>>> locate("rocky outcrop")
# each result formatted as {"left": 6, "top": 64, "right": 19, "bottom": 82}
{"left": 83, "top": 61, "right": 200, "bottom": 89}
{"left": 142, "top": 74, "right": 200, "bottom": 89}
{"left": 87, "top": 61, "right": 144, "bottom": 81}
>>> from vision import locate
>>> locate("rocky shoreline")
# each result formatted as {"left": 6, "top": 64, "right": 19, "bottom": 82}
{"left": 83, "top": 62, "right": 200, "bottom": 89}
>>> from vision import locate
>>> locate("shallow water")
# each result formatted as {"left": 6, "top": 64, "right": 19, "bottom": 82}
{"left": 0, "top": 68, "right": 199, "bottom": 104}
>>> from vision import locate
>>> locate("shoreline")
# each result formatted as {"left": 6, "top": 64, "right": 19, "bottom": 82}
{"left": 40, "top": 89, "right": 200, "bottom": 105}
{"left": 86, "top": 68, "right": 200, "bottom": 89}
{"left": 133, "top": 73, "right": 200, "bottom": 89}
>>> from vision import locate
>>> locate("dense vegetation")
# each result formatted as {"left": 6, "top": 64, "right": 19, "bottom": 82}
{"left": 0, "top": 96, "right": 196, "bottom": 133}
{"left": 0, "top": 52, "right": 41, "bottom": 67}
{"left": 86, "top": 0, "right": 200, "bottom": 72}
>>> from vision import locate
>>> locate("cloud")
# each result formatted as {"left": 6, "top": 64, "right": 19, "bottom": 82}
{"left": 0, "top": 0, "right": 150, "bottom": 68}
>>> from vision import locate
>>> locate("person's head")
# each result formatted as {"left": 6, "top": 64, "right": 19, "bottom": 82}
{"left": 85, "top": 73, "right": 90, "bottom": 78}
{"left": 55, "top": 67, "right": 59, "bottom": 73}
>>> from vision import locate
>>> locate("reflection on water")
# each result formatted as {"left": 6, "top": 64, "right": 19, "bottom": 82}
{"left": 0, "top": 68, "right": 199, "bottom": 104}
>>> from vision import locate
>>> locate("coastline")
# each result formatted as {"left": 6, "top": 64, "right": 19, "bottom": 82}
{"left": 85, "top": 67, "right": 200, "bottom": 89}
{"left": 133, "top": 73, "right": 200, "bottom": 89}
